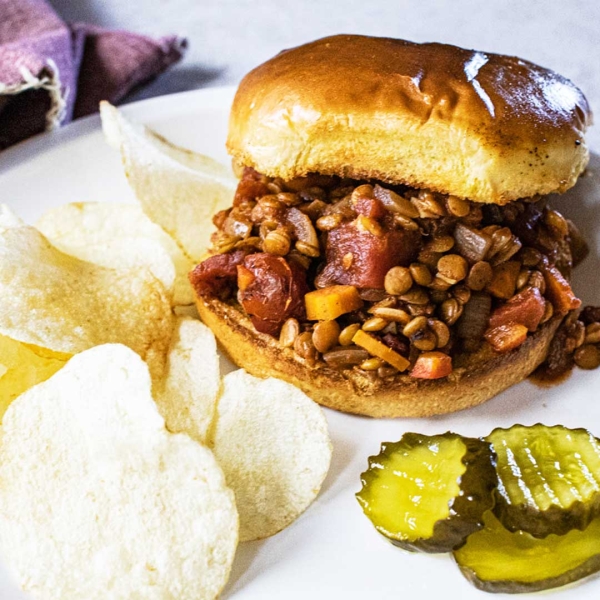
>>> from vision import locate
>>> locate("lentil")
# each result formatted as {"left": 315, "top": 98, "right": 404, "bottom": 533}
{"left": 277, "top": 192, "right": 301, "bottom": 206}
{"left": 418, "top": 249, "right": 444, "bottom": 269}
{"left": 373, "top": 185, "right": 420, "bottom": 218}
{"left": 360, "top": 357, "right": 385, "bottom": 371}
{"left": 428, "top": 276, "right": 453, "bottom": 291}
{"left": 294, "top": 332, "right": 318, "bottom": 365}
{"left": 384, "top": 266, "right": 413, "bottom": 296}
{"left": 412, "top": 329, "right": 437, "bottom": 351}
{"left": 528, "top": 270, "right": 546, "bottom": 294}
{"left": 370, "top": 307, "right": 412, "bottom": 324}
{"left": 516, "top": 268, "right": 531, "bottom": 291}
{"left": 323, "top": 347, "right": 369, "bottom": 368}
{"left": 545, "top": 209, "right": 569, "bottom": 238}
{"left": 402, "top": 316, "right": 429, "bottom": 338}
{"left": 447, "top": 195, "right": 470, "bottom": 217}
{"left": 408, "top": 303, "right": 435, "bottom": 317}
{"left": 585, "top": 323, "right": 600, "bottom": 345}
{"left": 426, "top": 235, "right": 455, "bottom": 253}
{"left": 540, "top": 301, "right": 554, "bottom": 324}
{"left": 356, "top": 215, "right": 383, "bottom": 237}
{"left": 413, "top": 191, "right": 446, "bottom": 218}
{"left": 377, "top": 365, "right": 398, "bottom": 378}
{"left": 312, "top": 320, "right": 341, "bottom": 353}
{"left": 410, "top": 263, "right": 433, "bottom": 286}
{"left": 316, "top": 214, "right": 342, "bottom": 231}
{"left": 362, "top": 317, "right": 389, "bottom": 332}
{"left": 296, "top": 240, "right": 320, "bottom": 257}
{"left": 214, "top": 232, "right": 238, "bottom": 254}
{"left": 351, "top": 184, "right": 374, "bottom": 200}
{"left": 437, "top": 254, "right": 468, "bottom": 283}
{"left": 452, "top": 285, "right": 472, "bottom": 305}
{"left": 339, "top": 323, "right": 362, "bottom": 346}
{"left": 400, "top": 287, "right": 430, "bottom": 305}
{"left": 393, "top": 214, "right": 420, "bottom": 231}
{"left": 430, "top": 319, "right": 451, "bottom": 348}
{"left": 466, "top": 261, "right": 493, "bottom": 291}
{"left": 520, "top": 247, "right": 543, "bottom": 267}
{"left": 279, "top": 318, "right": 300, "bottom": 348}
{"left": 574, "top": 345, "right": 600, "bottom": 370}
{"left": 440, "top": 298, "right": 463, "bottom": 326}
{"left": 263, "top": 229, "right": 291, "bottom": 256}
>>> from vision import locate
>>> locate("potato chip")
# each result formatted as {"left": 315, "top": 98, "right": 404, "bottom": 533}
{"left": 146, "top": 128, "right": 233, "bottom": 180}
{"left": 155, "top": 317, "right": 221, "bottom": 444}
{"left": 0, "top": 222, "right": 172, "bottom": 380}
{"left": 0, "top": 344, "right": 238, "bottom": 600}
{"left": 100, "top": 101, "right": 237, "bottom": 261}
{"left": 37, "top": 201, "right": 195, "bottom": 306}
{"left": 0, "top": 334, "right": 70, "bottom": 419}
{"left": 211, "top": 369, "right": 332, "bottom": 541}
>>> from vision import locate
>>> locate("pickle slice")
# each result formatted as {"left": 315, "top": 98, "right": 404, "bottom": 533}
{"left": 488, "top": 424, "right": 600, "bottom": 538}
{"left": 356, "top": 432, "right": 496, "bottom": 553}
{"left": 454, "top": 510, "right": 600, "bottom": 593}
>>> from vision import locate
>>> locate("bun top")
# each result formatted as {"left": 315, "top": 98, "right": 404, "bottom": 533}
{"left": 227, "top": 35, "right": 592, "bottom": 204}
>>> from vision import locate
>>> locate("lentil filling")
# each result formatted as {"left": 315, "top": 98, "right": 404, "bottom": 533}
{"left": 190, "top": 167, "right": 599, "bottom": 381}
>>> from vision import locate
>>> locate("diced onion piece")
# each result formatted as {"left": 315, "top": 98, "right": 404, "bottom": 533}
{"left": 454, "top": 224, "right": 492, "bottom": 263}
{"left": 352, "top": 330, "right": 410, "bottom": 372}
{"left": 305, "top": 285, "right": 363, "bottom": 321}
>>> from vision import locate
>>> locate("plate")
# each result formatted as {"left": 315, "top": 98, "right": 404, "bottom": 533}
{"left": 2, "top": 86, "right": 600, "bottom": 599}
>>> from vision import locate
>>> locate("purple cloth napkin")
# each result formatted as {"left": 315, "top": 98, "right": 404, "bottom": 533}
{"left": 0, "top": 0, "right": 186, "bottom": 149}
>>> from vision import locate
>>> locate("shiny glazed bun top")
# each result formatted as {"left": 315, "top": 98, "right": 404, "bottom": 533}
{"left": 227, "top": 35, "right": 592, "bottom": 205}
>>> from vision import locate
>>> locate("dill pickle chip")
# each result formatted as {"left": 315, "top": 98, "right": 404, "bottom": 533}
{"left": 356, "top": 432, "right": 496, "bottom": 553}
{"left": 454, "top": 510, "right": 600, "bottom": 593}
{"left": 488, "top": 424, "right": 600, "bottom": 538}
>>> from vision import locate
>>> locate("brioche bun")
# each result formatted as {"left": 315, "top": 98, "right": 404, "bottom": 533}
{"left": 197, "top": 296, "right": 561, "bottom": 418}
{"left": 227, "top": 35, "right": 591, "bottom": 205}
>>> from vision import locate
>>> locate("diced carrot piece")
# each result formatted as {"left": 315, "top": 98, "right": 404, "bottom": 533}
{"left": 488, "top": 287, "right": 546, "bottom": 332}
{"left": 410, "top": 352, "right": 452, "bottom": 379}
{"left": 352, "top": 329, "right": 410, "bottom": 372}
{"left": 486, "top": 261, "right": 520, "bottom": 299}
{"left": 540, "top": 263, "right": 581, "bottom": 315}
{"left": 305, "top": 285, "right": 363, "bottom": 321}
{"left": 484, "top": 323, "right": 528, "bottom": 353}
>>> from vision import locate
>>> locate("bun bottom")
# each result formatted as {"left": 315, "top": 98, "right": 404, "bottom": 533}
{"left": 196, "top": 296, "right": 562, "bottom": 418}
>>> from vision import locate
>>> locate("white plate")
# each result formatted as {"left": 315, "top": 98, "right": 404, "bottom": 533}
{"left": 2, "top": 86, "right": 600, "bottom": 599}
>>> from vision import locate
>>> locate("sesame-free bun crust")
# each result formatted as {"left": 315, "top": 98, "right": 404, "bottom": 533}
{"left": 227, "top": 35, "right": 591, "bottom": 205}
{"left": 196, "top": 296, "right": 562, "bottom": 418}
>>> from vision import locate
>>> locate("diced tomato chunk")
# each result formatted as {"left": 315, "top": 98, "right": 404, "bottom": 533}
{"left": 189, "top": 249, "right": 248, "bottom": 298}
{"left": 238, "top": 253, "right": 308, "bottom": 336}
{"left": 488, "top": 287, "right": 546, "bottom": 333}
{"left": 317, "top": 221, "right": 419, "bottom": 289}
{"left": 484, "top": 323, "right": 528, "bottom": 353}
{"left": 410, "top": 352, "right": 452, "bottom": 379}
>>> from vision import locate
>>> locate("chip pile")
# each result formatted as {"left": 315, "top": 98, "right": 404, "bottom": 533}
{"left": 0, "top": 106, "right": 332, "bottom": 599}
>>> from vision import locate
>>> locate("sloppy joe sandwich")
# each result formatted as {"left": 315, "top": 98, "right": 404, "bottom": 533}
{"left": 190, "top": 34, "right": 592, "bottom": 417}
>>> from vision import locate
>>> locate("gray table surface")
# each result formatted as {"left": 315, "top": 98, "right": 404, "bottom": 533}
{"left": 51, "top": 0, "right": 600, "bottom": 148}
